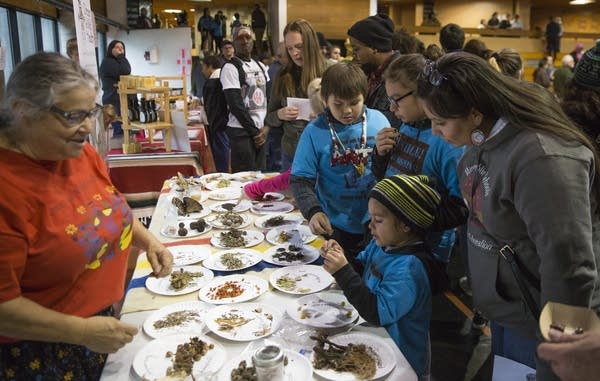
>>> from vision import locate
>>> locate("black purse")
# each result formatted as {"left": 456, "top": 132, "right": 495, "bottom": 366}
{"left": 499, "top": 245, "right": 541, "bottom": 320}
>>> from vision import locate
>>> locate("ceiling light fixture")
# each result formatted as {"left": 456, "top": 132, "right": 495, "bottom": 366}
{"left": 569, "top": 0, "right": 595, "bottom": 4}
{"left": 163, "top": 9, "right": 183, "bottom": 13}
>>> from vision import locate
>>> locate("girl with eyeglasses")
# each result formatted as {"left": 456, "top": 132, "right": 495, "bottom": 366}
{"left": 417, "top": 51, "right": 600, "bottom": 381}
{"left": 0, "top": 52, "right": 173, "bottom": 379}
{"left": 373, "top": 54, "right": 465, "bottom": 265}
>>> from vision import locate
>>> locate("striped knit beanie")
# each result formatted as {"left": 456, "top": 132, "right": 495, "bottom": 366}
{"left": 573, "top": 39, "right": 600, "bottom": 91}
{"left": 369, "top": 175, "right": 441, "bottom": 231}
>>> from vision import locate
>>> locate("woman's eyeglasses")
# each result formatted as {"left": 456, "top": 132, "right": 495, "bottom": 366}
{"left": 422, "top": 60, "right": 447, "bottom": 87}
{"left": 387, "top": 91, "right": 413, "bottom": 109}
{"left": 50, "top": 104, "right": 104, "bottom": 127}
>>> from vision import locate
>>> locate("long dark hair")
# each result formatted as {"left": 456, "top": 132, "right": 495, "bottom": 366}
{"left": 106, "top": 40, "right": 126, "bottom": 58}
{"left": 416, "top": 51, "right": 600, "bottom": 198}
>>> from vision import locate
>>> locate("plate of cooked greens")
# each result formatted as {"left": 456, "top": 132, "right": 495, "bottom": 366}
{"left": 202, "top": 249, "right": 263, "bottom": 272}
{"left": 145, "top": 266, "right": 214, "bottom": 296}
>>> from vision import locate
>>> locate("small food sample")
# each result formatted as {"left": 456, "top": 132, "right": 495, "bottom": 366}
{"left": 273, "top": 245, "right": 305, "bottom": 262}
{"left": 219, "top": 229, "right": 248, "bottom": 248}
{"left": 216, "top": 179, "right": 231, "bottom": 188}
{"left": 220, "top": 252, "right": 245, "bottom": 270}
{"left": 215, "top": 312, "right": 252, "bottom": 331}
{"left": 172, "top": 196, "right": 203, "bottom": 216}
{"left": 264, "top": 215, "right": 286, "bottom": 227}
{"left": 258, "top": 194, "right": 277, "bottom": 202}
{"left": 165, "top": 336, "right": 214, "bottom": 378}
{"left": 276, "top": 231, "right": 291, "bottom": 243}
{"left": 216, "top": 212, "right": 244, "bottom": 228}
{"left": 230, "top": 360, "right": 257, "bottom": 381}
{"left": 153, "top": 310, "right": 201, "bottom": 329}
{"left": 275, "top": 275, "right": 302, "bottom": 291}
{"left": 170, "top": 269, "right": 205, "bottom": 290}
{"left": 207, "top": 280, "right": 245, "bottom": 300}
{"left": 190, "top": 218, "right": 208, "bottom": 232}
{"left": 311, "top": 333, "right": 377, "bottom": 380}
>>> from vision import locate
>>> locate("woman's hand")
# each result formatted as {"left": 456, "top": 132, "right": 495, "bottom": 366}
{"left": 277, "top": 106, "right": 299, "bottom": 121}
{"left": 80, "top": 316, "right": 138, "bottom": 353}
{"left": 309, "top": 212, "right": 333, "bottom": 236}
{"left": 375, "top": 127, "right": 398, "bottom": 156}
{"left": 320, "top": 239, "right": 347, "bottom": 274}
{"left": 146, "top": 241, "right": 173, "bottom": 277}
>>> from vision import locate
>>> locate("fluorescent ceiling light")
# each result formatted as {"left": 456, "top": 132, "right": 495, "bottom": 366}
{"left": 163, "top": 9, "right": 183, "bottom": 13}
{"left": 569, "top": 0, "right": 595, "bottom": 4}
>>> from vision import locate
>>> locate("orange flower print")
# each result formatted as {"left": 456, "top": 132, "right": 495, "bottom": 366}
{"left": 93, "top": 194, "right": 102, "bottom": 201}
{"left": 65, "top": 224, "right": 78, "bottom": 235}
{"left": 77, "top": 206, "right": 86, "bottom": 214}
{"left": 29, "top": 358, "right": 40, "bottom": 370}
{"left": 9, "top": 347, "right": 20, "bottom": 357}
{"left": 105, "top": 185, "right": 116, "bottom": 193}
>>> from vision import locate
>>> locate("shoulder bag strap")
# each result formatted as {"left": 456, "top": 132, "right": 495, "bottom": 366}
{"left": 499, "top": 245, "right": 540, "bottom": 320}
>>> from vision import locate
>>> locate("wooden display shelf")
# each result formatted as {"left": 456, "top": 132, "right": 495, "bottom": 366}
{"left": 128, "top": 121, "right": 174, "bottom": 130}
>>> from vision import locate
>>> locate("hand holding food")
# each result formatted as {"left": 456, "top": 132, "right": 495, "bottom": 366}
{"left": 80, "top": 316, "right": 138, "bottom": 353}
{"left": 309, "top": 212, "right": 333, "bottom": 236}
{"left": 538, "top": 329, "right": 600, "bottom": 381}
{"left": 375, "top": 127, "right": 399, "bottom": 156}
{"left": 321, "top": 239, "right": 347, "bottom": 274}
{"left": 147, "top": 242, "right": 173, "bottom": 278}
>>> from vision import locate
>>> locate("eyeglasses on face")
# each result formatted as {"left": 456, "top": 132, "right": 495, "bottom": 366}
{"left": 422, "top": 60, "right": 447, "bottom": 87}
{"left": 49, "top": 104, "right": 104, "bottom": 127}
{"left": 387, "top": 91, "right": 414, "bottom": 108}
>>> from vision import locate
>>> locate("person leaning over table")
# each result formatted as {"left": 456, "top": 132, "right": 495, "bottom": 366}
{"left": 0, "top": 52, "right": 173, "bottom": 381}
{"left": 416, "top": 51, "right": 600, "bottom": 380}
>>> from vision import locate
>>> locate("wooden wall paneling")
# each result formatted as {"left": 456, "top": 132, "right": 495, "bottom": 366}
{"left": 0, "top": 0, "right": 57, "bottom": 17}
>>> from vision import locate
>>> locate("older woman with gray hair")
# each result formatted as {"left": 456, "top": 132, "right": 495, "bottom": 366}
{"left": 0, "top": 52, "right": 172, "bottom": 380}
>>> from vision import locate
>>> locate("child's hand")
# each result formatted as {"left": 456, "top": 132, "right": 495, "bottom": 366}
{"left": 321, "top": 239, "right": 347, "bottom": 274}
{"left": 309, "top": 212, "right": 333, "bottom": 236}
{"left": 375, "top": 127, "right": 398, "bottom": 155}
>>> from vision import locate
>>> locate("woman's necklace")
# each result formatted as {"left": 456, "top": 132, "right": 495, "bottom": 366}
{"left": 327, "top": 110, "right": 371, "bottom": 176}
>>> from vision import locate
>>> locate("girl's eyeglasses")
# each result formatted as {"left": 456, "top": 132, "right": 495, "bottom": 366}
{"left": 387, "top": 91, "right": 413, "bottom": 109}
{"left": 49, "top": 104, "right": 104, "bottom": 127}
{"left": 422, "top": 60, "right": 447, "bottom": 87}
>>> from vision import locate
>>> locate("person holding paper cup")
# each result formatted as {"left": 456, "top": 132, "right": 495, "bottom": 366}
{"left": 265, "top": 19, "right": 329, "bottom": 171}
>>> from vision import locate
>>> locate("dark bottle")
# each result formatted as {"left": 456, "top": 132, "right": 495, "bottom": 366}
{"left": 132, "top": 96, "right": 140, "bottom": 121}
{"left": 139, "top": 98, "right": 148, "bottom": 123}
{"left": 127, "top": 97, "right": 134, "bottom": 121}
{"left": 149, "top": 99, "right": 158, "bottom": 122}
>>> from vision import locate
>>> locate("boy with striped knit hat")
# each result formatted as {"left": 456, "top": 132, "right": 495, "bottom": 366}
{"left": 321, "top": 174, "right": 441, "bottom": 378}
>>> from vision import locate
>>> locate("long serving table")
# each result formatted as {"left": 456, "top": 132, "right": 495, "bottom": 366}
{"left": 100, "top": 174, "right": 418, "bottom": 381}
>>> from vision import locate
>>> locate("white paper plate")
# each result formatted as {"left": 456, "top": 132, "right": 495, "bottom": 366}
{"left": 161, "top": 218, "right": 212, "bottom": 239}
{"left": 251, "top": 201, "right": 294, "bottom": 214}
{"left": 254, "top": 214, "right": 304, "bottom": 230}
{"left": 206, "top": 213, "right": 253, "bottom": 230}
{"left": 270, "top": 265, "right": 333, "bottom": 295}
{"left": 230, "top": 171, "right": 266, "bottom": 183}
{"left": 286, "top": 292, "right": 358, "bottom": 328}
{"left": 210, "top": 229, "right": 264, "bottom": 249}
{"left": 266, "top": 225, "right": 318, "bottom": 245}
{"left": 167, "top": 195, "right": 211, "bottom": 219}
{"left": 169, "top": 175, "right": 203, "bottom": 188}
{"left": 132, "top": 334, "right": 226, "bottom": 380}
{"left": 146, "top": 266, "right": 214, "bottom": 296}
{"left": 209, "top": 199, "right": 253, "bottom": 213}
{"left": 200, "top": 172, "right": 234, "bottom": 186}
{"left": 310, "top": 332, "right": 396, "bottom": 380}
{"left": 202, "top": 249, "right": 263, "bottom": 272}
{"left": 252, "top": 191, "right": 286, "bottom": 202}
{"left": 143, "top": 301, "right": 213, "bottom": 339}
{"left": 263, "top": 244, "right": 320, "bottom": 266}
{"left": 204, "top": 302, "right": 283, "bottom": 341}
{"left": 169, "top": 244, "right": 212, "bottom": 266}
{"left": 216, "top": 348, "right": 312, "bottom": 381}
{"left": 205, "top": 179, "right": 243, "bottom": 191}
{"left": 208, "top": 187, "right": 242, "bottom": 201}
{"left": 198, "top": 274, "right": 268, "bottom": 304}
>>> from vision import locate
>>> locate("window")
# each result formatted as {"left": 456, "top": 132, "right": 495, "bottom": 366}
{"left": 0, "top": 7, "right": 14, "bottom": 83}
{"left": 41, "top": 17, "right": 57, "bottom": 52}
{"left": 16, "top": 11, "right": 36, "bottom": 59}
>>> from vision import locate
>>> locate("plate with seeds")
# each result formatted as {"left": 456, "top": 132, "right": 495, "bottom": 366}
{"left": 202, "top": 249, "right": 263, "bottom": 272}
{"left": 250, "top": 201, "right": 294, "bottom": 214}
{"left": 132, "top": 334, "right": 226, "bottom": 380}
{"left": 161, "top": 218, "right": 212, "bottom": 239}
{"left": 270, "top": 265, "right": 334, "bottom": 295}
{"left": 209, "top": 199, "right": 253, "bottom": 213}
{"left": 145, "top": 266, "right": 214, "bottom": 296}
{"left": 263, "top": 244, "right": 320, "bottom": 266}
{"left": 198, "top": 274, "right": 268, "bottom": 304}
{"left": 210, "top": 229, "right": 264, "bottom": 249}
{"left": 254, "top": 214, "right": 304, "bottom": 230}
{"left": 266, "top": 225, "right": 318, "bottom": 245}
{"left": 143, "top": 301, "right": 213, "bottom": 339}
{"left": 204, "top": 303, "right": 283, "bottom": 341}
{"left": 206, "top": 212, "right": 253, "bottom": 230}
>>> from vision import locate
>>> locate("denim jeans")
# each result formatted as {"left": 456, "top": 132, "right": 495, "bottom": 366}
{"left": 491, "top": 321, "right": 537, "bottom": 369}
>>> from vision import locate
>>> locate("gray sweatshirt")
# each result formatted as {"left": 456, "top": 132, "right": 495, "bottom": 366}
{"left": 459, "top": 122, "right": 600, "bottom": 339}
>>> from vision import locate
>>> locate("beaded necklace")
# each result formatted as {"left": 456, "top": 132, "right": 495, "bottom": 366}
{"left": 327, "top": 109, "right": 372, "bottom": 176}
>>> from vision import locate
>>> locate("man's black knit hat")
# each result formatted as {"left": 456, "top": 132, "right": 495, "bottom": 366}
{"left": 348, "top": 14, "right": 395, "bottom": 52}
